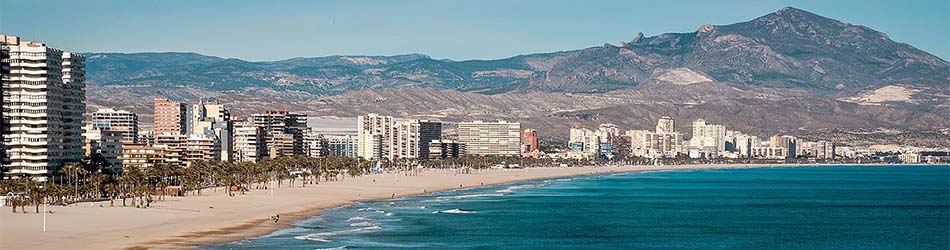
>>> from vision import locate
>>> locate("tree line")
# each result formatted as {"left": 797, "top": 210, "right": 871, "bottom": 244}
{"left": 0, "top": 154, "right": 585, "bottom": 214}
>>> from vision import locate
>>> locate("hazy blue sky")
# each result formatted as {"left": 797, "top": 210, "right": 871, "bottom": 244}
{"left": 1, "top": 0, "right": 947, "bottom": 61}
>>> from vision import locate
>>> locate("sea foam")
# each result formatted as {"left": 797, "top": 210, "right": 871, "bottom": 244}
{"left": 433, "top": 208, "right": 477, "bottom": 214}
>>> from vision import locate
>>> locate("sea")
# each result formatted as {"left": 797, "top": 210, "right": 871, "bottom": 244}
{"left": 208, "top": 165, "right": 950, "bottom": 250}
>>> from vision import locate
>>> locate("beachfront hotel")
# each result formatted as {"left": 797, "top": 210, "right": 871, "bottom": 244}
{"left": 456, "top": 120, "right": 521, "bottom": 156}
{"left": 1, "top": 34, "right": 86, "bottom": 181}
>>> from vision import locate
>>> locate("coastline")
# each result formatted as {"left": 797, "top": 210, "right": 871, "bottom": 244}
{"left": 0, "top": 163, "right": 925, "bottom": 249}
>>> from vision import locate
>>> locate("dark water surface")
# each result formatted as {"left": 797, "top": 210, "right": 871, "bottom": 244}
{"left": 210, "top": 166, "right": 950, "bottom": 250}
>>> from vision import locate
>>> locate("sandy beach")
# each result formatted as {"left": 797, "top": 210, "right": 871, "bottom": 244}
{"left": 0, "top": 163, "right": 887, "bottom": 249}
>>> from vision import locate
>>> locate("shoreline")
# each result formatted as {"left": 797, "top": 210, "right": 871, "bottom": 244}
{"left": 0, "top": 163, "right": 933, "bottom": 249}
{"left": 167, "top": 163, "right": 911, "bottom": 249}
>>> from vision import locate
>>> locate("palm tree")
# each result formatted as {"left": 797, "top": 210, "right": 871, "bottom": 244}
{"left": 104, "top": 182, "right": 118, "bottom": 206}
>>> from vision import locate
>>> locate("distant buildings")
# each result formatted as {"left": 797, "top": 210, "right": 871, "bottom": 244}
{"left": 303, "top": 129, "right": 325, "bottom": 158}
{"left": 324, "top": 133, "right": 359, "bottom": 158}
{"left": 83, "top": 125, "right": 123, "bottom": 173}
{"left": 91, "top": 108, "right": 139, "bottom": 143}
{"left": 232, "top": 120, "right": 265, "bottom": 162}
{"left": 185, "top": 98, "right": 233, "bottom": 162}
{"left": 520, "top": 128, "right": 539, "bottom": 158}
{"left": 567, "top": 127, "right": 605, "bottom": 159}
{"left": 457, "top": 121, "right": 520, "bottom": 156}
{"left": 357, "top": 114, "right": 443, "bottom": 161}
{"left": 252, "top": 110, "right": 307, "bottom": 158}
{"left": 625, "top": 117, "right": 683, "bottom": 158}
{"left": 357, "top": 114, "right": 393, "bottom": 160}
{"left": 689, "top": 119, "right": 726, "bottom": 157}
{"left": 769, "top": 135, "right": 798, "bottom": 159}
{"left": 655, "top": 116, "right": 675, "bottom": 134}
{"left": 121, "top": 143, "right": 170, "bottom": 168}
{"left": 390, "top": 120, "right": 441, "bottom": 160}
{"left": 1, "top": 34, "right": 86, "bottom": 181}
{"left": 429, "top": 139, "right": 466, "bottom": 159}
{"left": 154, "top": 98, "right": 187, "bottom": 135}
{"left": 149, "top": 98, "right": 235, "bottom": 165}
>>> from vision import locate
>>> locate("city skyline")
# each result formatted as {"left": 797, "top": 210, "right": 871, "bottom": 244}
{"left": 1, "top": 0, "right": 947, "bottom": 60}
{"left": 1, "top": 9, "right": 948, "bottom": 248}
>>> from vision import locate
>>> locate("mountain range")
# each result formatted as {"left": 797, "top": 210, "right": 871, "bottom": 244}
{"left": 83, "top": 7, "right": 949, "bottom": 143}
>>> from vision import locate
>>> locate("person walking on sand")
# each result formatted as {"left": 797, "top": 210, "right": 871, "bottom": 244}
{"left": 273, "top": 214, "right": 280, "bottom": 224}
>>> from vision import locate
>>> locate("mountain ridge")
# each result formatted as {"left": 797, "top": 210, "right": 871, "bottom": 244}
{"left": 82, "top": 7, "right": 950, "bottom": 141}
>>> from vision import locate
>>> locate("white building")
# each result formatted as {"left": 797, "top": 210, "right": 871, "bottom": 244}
{"left": 303, "top": 128, "right": 325, "bottom": 158}
{"left": 1, "top": 34, "right": 86, "bottom": 181}
{"left": 324, "top": 133, "right": 359, "bottom": 158}
{"left": 457, "top": 120, "right": 520, "bottom": 156}
{"left": 690, "top": 119, "right": 726, "bottom": 156}
{"left": 656, "top": 116, "right": 675, "bottom": 134}
{"left": 389, "top": 120, "right": 441, "bottom": 160}
{"left": 185, "top": 98, "right": 233, "bottom": 162}
{"left": 233, "top": 120, "right": 264, "bottom": 162}
{"left": 357, "top": 114, "right": 393, "bottom": 160}
{"left": 625, "top": 117, "right": 684, "bottom": 158}
{"left": 568, "top": 127, "right": 608, "bottom": 159}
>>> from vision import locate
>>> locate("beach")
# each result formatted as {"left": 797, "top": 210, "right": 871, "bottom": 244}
{"left": 0, "top": 164, "right": 884, "bottom": 249}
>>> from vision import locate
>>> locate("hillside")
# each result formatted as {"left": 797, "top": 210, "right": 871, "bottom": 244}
{"left": 82, "top": 7, "right": 950, "bottom": 141}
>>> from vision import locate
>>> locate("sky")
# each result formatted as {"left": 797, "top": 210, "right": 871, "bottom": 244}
{"left": 1, "top": 0, "right": 947, "bottom": 61}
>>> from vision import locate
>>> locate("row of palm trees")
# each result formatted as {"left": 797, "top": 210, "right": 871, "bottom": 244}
{"left": 0, "top": 155, "right": 590, "bottom": 213}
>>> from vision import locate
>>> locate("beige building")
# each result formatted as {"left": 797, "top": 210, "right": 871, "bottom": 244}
{"left": 121, "top": 143, "right": 170, "bottom": 168}
{"left": 233, "top": 120, "right": 265, "bottom": 162}
{"left": 389, "top": 120, "right": 441, "bottom": 160}
{"left": 457, "top": 120, "right": 520, "bottom": 156}
{"left": 357, "top": 114, "right": 393, "bottom": 160}
{"left": 154, "top": 98, "right": 186, "bottom": 135}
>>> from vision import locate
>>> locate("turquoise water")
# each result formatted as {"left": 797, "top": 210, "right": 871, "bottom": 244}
{"left": 210, "top": 166, "right": 950, "bottom": 250}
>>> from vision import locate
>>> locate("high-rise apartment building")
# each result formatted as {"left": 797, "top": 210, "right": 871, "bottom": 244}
{"left": 625, "top": 117, "right": 683, "bottom": 158}
{"left": 91, "top": 108, "right": 139, "bottom": 143}
{"left": 1, "top": 34, "right": 86, "bottom": 181}
{"left": 252, "top": 110, "right": 307, "bottom": 158}
{"left": 457, "top": 120, "right": 520, "bottom": 156}
{"left": 567, "top": 127, "right": 603, "bottom": 159}
{"left": 690, "top": 119, "right": 726, "bottom": 155}
{"left": 428, "top": 139, "right": 466, "bottom": 159}
{"left": 233, "top": 120, "right": 265, "bottom": 163}
{"left": 389, "top": 120, "right": 441, "bottom": 160}
{"left": 324, "top": 133, "right": 359, "bottom": 158}
{"left": 154, "top": 98, "right": 186, "bottom": 135}
{"left": 303, "top": 129, "right": 326, "bottom": 158}
{"left": 82, "top": 125, "right": 123, "bottom": 173}
{"left": 520, "top": 128, "right": 539, "bottom": 158}
{"left": 357, "top": 114, "right": 393, "bottom": 160}
{"left": 182, "top": 98, "right": 233, "bottom": 162}
{"left": 769, "top": 135, "right": 798, "bottom": 159}
{"left": 655, "top": 116, "right": 675, "bottom": 134}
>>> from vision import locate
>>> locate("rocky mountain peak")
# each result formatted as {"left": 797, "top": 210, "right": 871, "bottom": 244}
{"left": 630, "top": 32, "right": 644, "bottom": 43}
